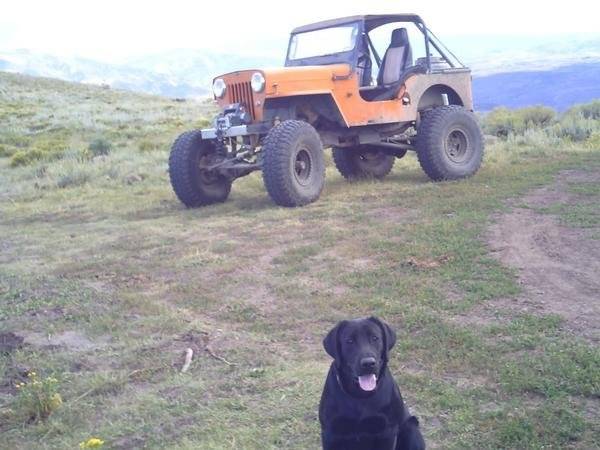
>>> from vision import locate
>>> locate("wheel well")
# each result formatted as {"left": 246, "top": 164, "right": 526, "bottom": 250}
{"left": 263, "top": 94, "right": 345, "bottom": 128}
{"left": 417, "top": 85, "right": 464, "bottom": 111}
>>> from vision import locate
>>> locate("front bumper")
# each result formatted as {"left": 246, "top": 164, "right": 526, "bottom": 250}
{"left": 201, "top": 125, "right": 249, "bottom": 140}
{"left": 200, "top": 123, "right": 269, "bottom": 140}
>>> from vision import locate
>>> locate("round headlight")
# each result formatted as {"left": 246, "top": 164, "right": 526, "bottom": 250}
{"left": 212, "top": 78, "right": 226, "bottom": 98}
{"left": 251, "top": 72, "right": 265, "bottom": 93}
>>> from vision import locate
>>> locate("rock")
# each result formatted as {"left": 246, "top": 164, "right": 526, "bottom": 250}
{"left": 124, "top": 173, "right": 143, "bottom": 185}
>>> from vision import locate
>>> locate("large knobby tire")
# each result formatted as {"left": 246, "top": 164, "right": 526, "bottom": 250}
{"left": 416, "top": 106, "right": 484, "bottom": 181}
{"left": 332, "top": 145, "right": 395, "bottom": 180}
{"left": 262, "top": 120, "right": 325, "bottom": 207}
{"left": 168, "top": 130, "right": 232, "bottom": 207}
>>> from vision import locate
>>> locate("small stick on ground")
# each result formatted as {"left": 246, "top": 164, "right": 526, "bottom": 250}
{"left": 181, "top": 348, "right": 194, "bottom": 373}
{"left": 205, "top": 344, "right": 235, "bottom": 366}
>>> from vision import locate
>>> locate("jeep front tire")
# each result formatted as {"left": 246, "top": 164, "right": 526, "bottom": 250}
{"left": 169, "top": 130, "right": 232, "bottom": 207}
{"left": 416, "top": 106, "right": 484, "bottom": 181}
{"left": 332, "top": 145, "right": 395, "bottom": 180}
{"left": 262, "top": 120, "right": 325, "bottom": 207}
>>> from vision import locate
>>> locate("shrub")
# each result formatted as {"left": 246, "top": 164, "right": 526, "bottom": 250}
{"left": 0, "top": 132, "right": 33, "bottom": 161}
{"left": 0, "top": 144, "right": 17, "bottom": 157}
{"left": 88, "top": 138, "right": 112, "bottom": 156}
{"left": 565, "top": 100, "right": 600, "bottom": 120}
{"left": 483, "top": 106, "right": 556, "bottom": 138}
{"left": 9, "top": 150, "right": 28, "bottom": 167}
{"left": 10, "top": 149, "right": 46, "bottom": 167}
{"left": 520, "top": 106, "right": 556, "bottom": 128}
{"left": 586, "top": 132, "right": 600, "bottom": 149}
{"left": 483, "top": 107, "right": 523, "bottom": 137}
{"left": 12, "top": 372, "right": 62, "bottom": 423}
{"left": 552, "top": 114, "right": 595, "bottom": 142}
{"left": 506, "top": 128, "right": 559, "bottom": 151}
{"left": 3, "top": 134, "right": 32, "bottom": 148}
{"left": 9, "top": 139, "right": 68, "bottom": 167}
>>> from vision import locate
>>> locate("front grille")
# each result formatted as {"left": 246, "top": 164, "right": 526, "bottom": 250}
{"left": 229, "top": 82, "right": 255, "bottom": 120}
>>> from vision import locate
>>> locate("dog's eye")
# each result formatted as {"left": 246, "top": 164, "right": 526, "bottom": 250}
{"left": 346, "top": 338, "right": 354, "bottom": 344}
{"left": 371, "top": 335, "right": 379, "bottom": 342}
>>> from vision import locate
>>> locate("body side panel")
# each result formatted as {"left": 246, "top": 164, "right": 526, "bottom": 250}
{"left": 216, "top": 66, "right": 473, "bottom": 128}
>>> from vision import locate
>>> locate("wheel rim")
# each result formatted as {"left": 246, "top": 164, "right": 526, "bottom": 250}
{"left": 445, "top": 128, "right": 470, "bottom": 163}
{"left": 294, "top": 148, "right": 312, "bottom": 186}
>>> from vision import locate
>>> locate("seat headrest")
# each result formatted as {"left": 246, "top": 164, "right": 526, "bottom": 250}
{"left": 390, "top": 28, "right": 409, "bottom": 48}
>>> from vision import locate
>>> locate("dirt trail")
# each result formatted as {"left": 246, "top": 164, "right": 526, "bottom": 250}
{"left": 487, "top": 170, "right": 600, "bottom": 341}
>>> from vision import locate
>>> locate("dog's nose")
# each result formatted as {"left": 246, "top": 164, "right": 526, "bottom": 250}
{"left": 360, "top": 357, "right": 376, "bottom": 370}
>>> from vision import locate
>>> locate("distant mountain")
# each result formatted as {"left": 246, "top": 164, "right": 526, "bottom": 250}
{"left": 446, "top": 33, "right": 600, "bottom": 110}
{"left": 0, "top": 49, "right": 208, "bottom": 98}
{"left": 445, "top": 33, "right": 600, "bottom": 76}
{"left": 125, "top": 49, "right": 281, "bottom": 89}
{"left": 0, "top": 49, "right": 280, "bottom": 99}
{"left": 473, "top": 62, "right": 600, "bottom": 111}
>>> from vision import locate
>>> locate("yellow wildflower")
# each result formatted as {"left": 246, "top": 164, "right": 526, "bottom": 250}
{"left": 50, "top": 393, "right": 63, "bottom": 409}
{"left": 79, "top": 438, "right": 105, "bottom": 448}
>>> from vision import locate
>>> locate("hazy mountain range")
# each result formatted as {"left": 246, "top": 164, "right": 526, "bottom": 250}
{"left": 473, "top": 63, "right": 600, "bottom": 111}
{"left": 0, "top": 49, "right": 280, "bottom": 98}
{"left": 1, "top": 33, "right": 599, "bottom": 110}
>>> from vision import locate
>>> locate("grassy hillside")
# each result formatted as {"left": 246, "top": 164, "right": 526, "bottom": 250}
{"left": 1, "top": 71, "right": 599, "bottom": 449}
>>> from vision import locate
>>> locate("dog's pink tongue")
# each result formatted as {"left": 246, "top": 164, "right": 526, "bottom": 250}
{"left": 358, "top": 374, "right": 377, "bottom": 391}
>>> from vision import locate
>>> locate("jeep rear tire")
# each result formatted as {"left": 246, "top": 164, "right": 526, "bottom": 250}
{"left": 332, "top": 145, "right": 395, "bottom": 180}
{"left": 262, "top": 120, "right": 325, "bottom": 207}
{"left": 416, "top": 106, "right": 484, "bottom": 181}
{"left": 169, "top": 130, "right": 232, "bottom": 207}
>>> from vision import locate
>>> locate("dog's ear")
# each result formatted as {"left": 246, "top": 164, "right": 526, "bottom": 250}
{"left": 323, "top": 320, "right": 347, "bottom": 362}
{"left": 368, "top": 316, "right": 396, "bottom": 352}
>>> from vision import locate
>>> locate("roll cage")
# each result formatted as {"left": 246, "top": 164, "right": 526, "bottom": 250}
{"left": 284, "top": 14, "right": 465, "bottom": 74}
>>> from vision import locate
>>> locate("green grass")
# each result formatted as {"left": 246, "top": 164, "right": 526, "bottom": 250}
{"left": 1, "top": 71, "right": 599, "bottom": 449}
{"left": 532, "top": 172, "right": 600, "bottom": 231}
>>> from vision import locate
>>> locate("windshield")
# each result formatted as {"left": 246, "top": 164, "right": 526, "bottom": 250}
{"left": 287, "top": 24, "right": 359, "bottom": 60}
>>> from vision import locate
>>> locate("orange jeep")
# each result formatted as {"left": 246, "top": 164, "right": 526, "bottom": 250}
{"left": 169, "top": 14, "right": 484, "bottom": 208}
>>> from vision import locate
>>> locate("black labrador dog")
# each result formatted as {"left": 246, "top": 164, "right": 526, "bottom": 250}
{"left": 319, "top": 317, "right": 425, "bottom": 450}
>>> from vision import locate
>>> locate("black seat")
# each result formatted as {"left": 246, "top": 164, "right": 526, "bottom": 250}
{"left": 359, "top": 28, "right": 417, "bottom": 101}
{"left": 377, "top": 28, "right": 413, "bottom": 86}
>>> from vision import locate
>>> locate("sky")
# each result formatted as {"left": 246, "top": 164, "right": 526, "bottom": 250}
{"left": 0, "top": 0, "right": 598, "bottom": 62}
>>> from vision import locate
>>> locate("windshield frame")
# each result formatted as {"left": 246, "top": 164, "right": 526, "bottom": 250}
{"left": 285, "top": 21, "right": 363, "bottom": 68}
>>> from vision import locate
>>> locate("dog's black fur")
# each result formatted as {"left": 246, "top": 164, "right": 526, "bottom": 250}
{"left": 319, "top": 317, "right": 425, "bottom": 450}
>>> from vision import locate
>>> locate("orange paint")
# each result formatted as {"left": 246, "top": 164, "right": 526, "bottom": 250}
{"left": 215, "top": 65, "right": 472, "bottom": 127}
